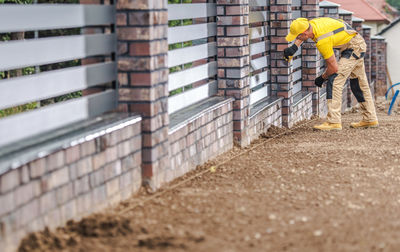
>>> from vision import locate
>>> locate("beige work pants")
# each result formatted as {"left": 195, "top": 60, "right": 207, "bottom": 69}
{"left": 326, "top": 34, "right": 378, "bottom": 124}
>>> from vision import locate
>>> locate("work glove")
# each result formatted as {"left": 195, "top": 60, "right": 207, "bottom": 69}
{"left": 315, "top": 75, "right": 325, "bottom": 87}
{"left": 283, "top": 44, "right": 298, "bottom": 61}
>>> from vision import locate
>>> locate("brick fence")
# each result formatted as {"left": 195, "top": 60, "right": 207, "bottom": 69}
{"left": 0, "top": 1, "right": 388, "bottom": 251}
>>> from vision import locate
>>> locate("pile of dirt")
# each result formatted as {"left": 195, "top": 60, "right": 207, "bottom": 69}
{"left": 18, "top": 214, "right": 133, "bottom": 252}
{"left": 260, "top": 125, "right": 288, "bottom": 139}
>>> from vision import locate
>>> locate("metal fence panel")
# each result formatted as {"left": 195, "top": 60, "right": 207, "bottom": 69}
{"left": 168, "top": 23, "right": 217, "bottom": 44}
{"left": 0, "top": 5, "right": 115, "bottom": 33}
{"left": 168, "top": 80, "right": 217, "bottom": 114}
{"left": 0, "top": 34, "right": 116, "bottom": 71}
{"left": 249, "top": 11, "right": 268, "bottom": 23}
{"left": 169, "top": 62, "right": 217, "bottom": 92}
{"left": 0, "top": 90, "right": 117, "bottom": 147}
{"left": 249, "top": 0, "right": 269, "bottom": 7}
{"left": 250, "top": 71, "right": 269, "bottom": 89}
{"left": 249, "top": 3, "right": 271, "bottom": 107}
{"left": 168, "top": 3, "right": 216, "bottom": 20}
{"left": 168, "top": 42, "right": 217, "bottom": 68}
{"left": 250, "top": 41, "right": 267, "bottom": 56}
{"left": 250, "top": 86, "right": 269, "bottom": 105}
{"left": 0, "top": 62, "right": 116, "bottom": 110}
{"left": 250, "top": 27, "right": 268, "bottom": 40}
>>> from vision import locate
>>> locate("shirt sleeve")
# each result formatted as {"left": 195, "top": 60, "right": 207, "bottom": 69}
{"left": 316, "top": 40, "right": 334, "bottom": 59}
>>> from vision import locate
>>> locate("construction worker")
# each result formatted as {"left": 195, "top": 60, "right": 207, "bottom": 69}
{"left": 284, "top": 17, "right": 379, "bottom": 131}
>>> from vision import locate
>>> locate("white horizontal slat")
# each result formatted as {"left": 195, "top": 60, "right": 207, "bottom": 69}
{"left": 250, "top": 71, "right": 269, "bottom": 89}
{"left": 169, "top": 80, "right": 217, "bottom": 114}
{"left": 250, "top": 11, "right": 268, "bottom": 23}
{"left": 249, "top": 0, "right": 268, "bottom": 7}
{"left": 168, "top": 23, "right": 217, "bottom": 44}
{"left": 293, "top": 70, "right": 302, "bottom": 82}
{"left": 250, "top": 26, "right": 267, "bottom": 40}
{"left": 250, "top": 56, "right": 269, "bottom": 72}
{"left": 250, "top": 41, "right": 266, "bottom": 56}
{"left": 292, "top": 0, "right": 302, "bottom": 7}
{"left": 293, "top": 82, "right": 302, "bottom": 94}
{"left": 292, "top": 10, "right": 301, "bottom": 19}
{"left": 169, "top": 62, "right": 217, "bottom": 91}
{"left": 0, "top": 90, "right": 116, "bottom": 148}
{"left": 168, "top": 3, "right": 216, "bottom": 20}
{"left": 292, "top": 58, "right": 302, "bottom": 69}
{"left": 0, "top": 62, "right": 116, "bottom": 110}
{"left": 250, "top": 85, "right": 269, "bottom": 106}
{"left": 0, "top": 34, "right": 116, "bottom": 72}
{"left": 0, "top": 5, "right": 115, "bottom": 33}
{"left": 168, "top": 42, "right": 217, "bottom": 68}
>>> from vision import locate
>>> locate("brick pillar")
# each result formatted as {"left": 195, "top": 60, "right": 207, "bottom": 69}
{"left": 352, "top": 17, "right": 364, "bottom": 35}
{"left": 339, "top": 9, "right": 353, "bottom": 26}
{"left": 116, "top": 0, "right": 169, "bottom": 188}
{"left": 301, "top": 0, "right": 320, "bottom": 114}
{"left": 270, "top": 0, "right": 294, "bottom": 127}
{"left": 217, "top": 1, "right": 250, "bottom": 146}
{"left": 319, "top": 0, "right": 339, "bottom": 19}
{"left": 371, "top": 36, "right": 378, "bottom": 97}
{"left": 362, "top": 25, "right": 372, "bottom": 86}
{"left": 371, "top": 36, "right": 387, "bottom": 97}
{"left": 319, "top": 1, "right": 339, "bottom": 116}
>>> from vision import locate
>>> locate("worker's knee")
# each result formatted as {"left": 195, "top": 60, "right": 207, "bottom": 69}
{"left": 350, "top": 78, "right": 366, "bottom": 102}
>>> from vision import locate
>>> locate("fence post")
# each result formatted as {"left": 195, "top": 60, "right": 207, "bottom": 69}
{"left": 362, "top": 25, "right": 373, "bottom": 99}
{"left": 371, "top": 36, "right": 387, "bottom": 97}
{"left": 216, "top": 0, "right": 251, "bottom": 146}
{"left": 270, "top": 0, "right": 294, "bottom": 127}
{"left": 116, "top": 0, "right": 170, "bottom": 189}
{"left": 319, "top": 0, "right": 339, "bottom": 19}
{"left": 301, "top": 0, "right": 319, "bottom": 114}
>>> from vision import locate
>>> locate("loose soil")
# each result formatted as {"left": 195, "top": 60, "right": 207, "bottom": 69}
{"left": 19, "top": 101, "right": 400, "bottom": 252}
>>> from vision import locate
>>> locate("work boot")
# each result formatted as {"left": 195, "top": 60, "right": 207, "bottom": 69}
{"left": 313, "top": 122, "right": 342, "bottom": 131}
{"left": 350, "top": 120, "right": 379, "bottom": 128}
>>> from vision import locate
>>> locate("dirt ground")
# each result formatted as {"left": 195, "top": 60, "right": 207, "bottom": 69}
{"left": 19, "top": 101, "right": 400, "bottom": 252}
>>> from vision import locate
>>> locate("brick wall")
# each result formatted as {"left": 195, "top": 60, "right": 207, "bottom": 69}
{"left": 0, "top": 115, "right": 142, "bottom": 252}
{"left": 248, "top": 98, "right": 283, "bottom": 142}
{"left": 371, "top": 36, "right": 387, "bottom": 97}
{"left": 217, "top": 0, "right": 251, "bottom": 146}
{"left": 116, "top": 0, "right": 169, "bottom": 188}
{"left": 168, "top": 98, "right": 234, "bottom": 180}
{"left": 292, "top": 92, "right": 313, "bottom": 123}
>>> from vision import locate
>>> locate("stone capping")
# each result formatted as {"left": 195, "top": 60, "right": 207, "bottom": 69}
{"left": 371, "top": 35, "right": 385, "bottom": 40}
{"left": 0, "top": 113, "right": 142, "bottom": 176}
{"left": 339, "top": 9, "right": 353, "bottom": 15}
{"left": 249, "top": 96, "right": 283, "bottom": 119}
{"left": 292, "top": 91, "right": 313, "bottom": 108}
{"left": 169, "top": 97, "right": 235, "bottom": 135}
{"left": 319, "top": 0, "right": 340, "bottom": 7}
{"left": 362, "top": 24, "right": 372, "bottom": 29}
{"left": 352, "top": 16, "right": 365, "bottom": 22}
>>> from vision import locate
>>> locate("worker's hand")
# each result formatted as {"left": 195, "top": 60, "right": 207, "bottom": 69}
{"left": 315, "top": 75, "right": 325, "bottom": 87}
{"left": 283, "top": 44, "right": 298, "bottom": 61}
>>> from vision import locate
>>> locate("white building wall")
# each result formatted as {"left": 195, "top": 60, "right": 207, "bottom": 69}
{"left": 381, "top": 23, "right": 400, "bottom": 87}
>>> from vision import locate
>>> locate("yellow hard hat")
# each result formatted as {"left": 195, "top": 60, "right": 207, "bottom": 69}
{"left": 286, "top": 18, "right": 309, "bottom": 42}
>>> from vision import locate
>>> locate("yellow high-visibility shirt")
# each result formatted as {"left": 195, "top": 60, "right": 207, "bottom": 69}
{"left": 310, "top": 17, "right": 356, "bottom": 59}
